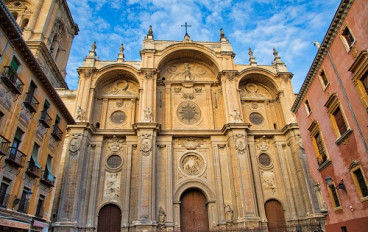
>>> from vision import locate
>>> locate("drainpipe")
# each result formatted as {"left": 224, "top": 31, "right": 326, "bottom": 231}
{"left": 314, "top": 41, "right": 368, "bottom": 153}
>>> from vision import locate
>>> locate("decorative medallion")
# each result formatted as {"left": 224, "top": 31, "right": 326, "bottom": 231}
{"left": 108, "top": 135, "right": 124, "bottom": 152}
{"left": 116, "top": 99, "right": 124, "bottom": 107}
{"left": 107, "top": 155, "right": 122, "bottom": 169}
{"left": 174, "top": 87, "right": 182, "bottom": 93}
{"left": 180, "top": 153, "right": 205, "bottom": 176}
{"left": 235, "top": 134, "right": 247, "bottom": 154}
{"left": 177, "top": 101, "right": 201, "bottom": 125}
{"left": 140, "top": 134, "right": 152, "bottom": 156}
{"left": 259, "top": 153, "right": 271, "bottom": 166}
{"left": 110, "top": 110, "right": 126, "bottom": 124}
{"left": 69, "top": 133, "right": 82, "bottom": 157}
{"left": 249, "top": 112, "right": 264, "bottom": 125}
{"left": 114, "top": 80, "right": 128, "bottom": 90}
{"left": 251, "top": 103, "right": 258, "bottom": 109}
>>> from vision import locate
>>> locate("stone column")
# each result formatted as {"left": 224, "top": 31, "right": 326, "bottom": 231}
{"left": 220, "top": 71, "right": 242, "bottom": 122}
{"left": 212, "top": 143, "right": 226, "bottom": 225}
{"left": 132, "top": 123, "right": 160, "bottom": 231}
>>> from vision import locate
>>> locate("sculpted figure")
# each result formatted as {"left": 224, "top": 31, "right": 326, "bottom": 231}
{"left": 143, "top": 107, "right": 153, "bottom": 122}
{"left": 230, "top": 109, "right": 242, "bottom": 123}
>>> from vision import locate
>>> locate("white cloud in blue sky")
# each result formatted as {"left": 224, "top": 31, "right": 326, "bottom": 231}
{"left": 65, "top": 0, "right": 340, "bottom": 92}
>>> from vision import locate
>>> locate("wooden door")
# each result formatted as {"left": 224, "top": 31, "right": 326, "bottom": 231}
{"left": 180, "top": 189, "right": 209, "bottom": 232}
{"left": 97, "top": 204, "right": 121, "bottom": 232}
{"left": 265, "top": 200, "right": 286, "bottom": 232}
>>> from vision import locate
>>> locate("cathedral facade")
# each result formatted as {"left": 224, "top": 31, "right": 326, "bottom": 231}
{"left": 53, "top": 30, "right": 325, "bottom": 231}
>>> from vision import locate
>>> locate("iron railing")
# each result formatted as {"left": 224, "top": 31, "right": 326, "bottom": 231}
{"left": 51, "top": 124, "right": 63, "bottom": 141}
{"left": 23, "top": 92, "right": 39, "bottom": 113}
{"left": 1, "top": 66, "right": 24, "bottom": 94}
{"left": 40, "top": 169, "right": 55, "bottom": 187}
{"left": 5, "top": 147, "right": 26, "bottom": 168}
{"left": 39, "top": 110, "right": 52, "bottom": 128}
{"left": 26, "top": 161, "right": 42, "bottom": 178}
{"left": 0, "top": 135, "right": 10, "bottom": 156}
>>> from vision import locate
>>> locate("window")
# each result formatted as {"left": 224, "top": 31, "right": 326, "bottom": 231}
{"left": 10, "top": 128, "right": 24, "bottom": 157}
{"left": 24, "top": 81, "right": 39, "bottom": 113}
{"left": 341, "top": 226, "right": 348, "bottom": 232}
{"left": 43, "top": 155, "right": 55, "bottom": 183}
{"left": 308, "top": 121, "right": 329, "bottom": 168}
{"left": 341, "top": 26, "right": 355, "bottom": 50}
{"left": 349, "top": 50, "right": 368, "bottom": 110}
{"left": 29, "top": 143, "right": 41, "bottom": 169}
{"left": 18, "top": 187, "right": 30, "bottom": 213}
{"left": 304, "top": 99, "right": 312, "bottom": 115}
{"left": 40, "top": 100, "right": 52, "bottom": 128}
{"left": 350, "top": 161, "right": 368, "bottom": 201}
{"left": 35, "top": 195, "right": 45, "bottom": 217}
{"left": 325, "top": 94, "right": 352, "bottom": 144}
{"left": 0, "top": 178, "right": 11, "bottom": 208}
{"left": 10, "top": 56, "right": 20, "bottom": 73}
{"left": 319, "top": 69, "right": 329, "bottom": 89}
{"left": 327, "top": 182, "right": 341, "bottom": 209}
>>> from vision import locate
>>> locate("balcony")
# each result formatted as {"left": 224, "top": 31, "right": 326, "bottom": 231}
{"left": 26, "top": 161, "right": 42, "bottom": 178}
{"left": 17, "top": 198, "right": 29, "bottom": 214}
{"left": 39, "top": 110, "right": 52, "bottom": 128}
{"left": 1, "top": 66, "right": 24, "bottom": 95}
{"left": 0, "top": 193, "right": 10, "bottom": 208}
{"left": 5, "top": 147, "right": 26, "bottom": 168}
{"left": 23, "top": 92, "right": 39, "bottom": 113}
{"left": 0, "top": 135, "right": 10, "bottom": 156}
{"left": 40, "top": 170, "right": 55, "bottom": 187}
{"left": 51, "top": 125, "right": 63, "bottom": 141}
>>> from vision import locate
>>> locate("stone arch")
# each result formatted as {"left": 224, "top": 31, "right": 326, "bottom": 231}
{"left": 96, "top": 201, "right": 123, "bottom": 214}
{"left": 174, "top": 180, "right": 216, "bottom": 202}
{"left": 238, "top": 69, "right": 279, "bottom": 97}
{"left": 94, "top": 65, "right": 141, "bottom": 89}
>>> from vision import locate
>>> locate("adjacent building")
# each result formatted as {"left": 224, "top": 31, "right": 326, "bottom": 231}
{"left": 292, "top": 0, "right": 368, "bottom": 231}
{"left": 52, "top": 28, "right": 326, "bottom": 231}
{"left": 0, "top": 0, "right": 77, "bottom": 231}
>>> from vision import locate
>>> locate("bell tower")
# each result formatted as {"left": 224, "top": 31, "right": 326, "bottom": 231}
{"left": 5, "top": 0, "right": 78, "bottom": 88}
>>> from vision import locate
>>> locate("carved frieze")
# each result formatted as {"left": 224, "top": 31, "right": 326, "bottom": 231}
{"left": 229, "top": 109, "right": 243, "bottom": 123}
{"left": 256, "top": 136, "right": 270, "bottom": 151}
{"left": 178, "top": 137, "right": 204, "bottom": 150}
{"left": 182, "top": 92, "right": 195, "bottom": 100}
{"left": 162, "top": 62, "right": 209, "bottom": 81}
{"left": 69, "top": 133, "right": 82, "bottom": 156}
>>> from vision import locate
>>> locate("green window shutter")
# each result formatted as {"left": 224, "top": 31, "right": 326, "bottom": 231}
{"left": 46, "top": 155, "right": 54, "bottom": 181}
{"left": 10, "top": 57, "right": 20, "bottom": 72}
{"left": 31, "top": 144, "right": 42, "bottom": 168}
{"left": 14, "top": 128, "right": 24, "bottom": 141}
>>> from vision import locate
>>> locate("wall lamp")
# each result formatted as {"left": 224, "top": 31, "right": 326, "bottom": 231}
{"left": 325, "top": 176, "right": 346, "bottom": 191}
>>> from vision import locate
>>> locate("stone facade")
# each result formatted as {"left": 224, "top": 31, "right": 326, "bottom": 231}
{"left": 53, "top": 30, "right": 325, "bottom": 231}
{"left": 292, "top": 0, "right": 368, "bottom": 231}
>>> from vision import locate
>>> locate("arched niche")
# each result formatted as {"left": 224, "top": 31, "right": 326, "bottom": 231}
{"left": 92, "top": 70, "right": 139, "bottom": 130}
{"left": 238, "top": 74, "right": 285, "bottom": 130}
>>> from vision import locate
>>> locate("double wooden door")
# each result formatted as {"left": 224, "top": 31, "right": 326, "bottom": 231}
{"left": 265, "top": 200, "right": 286, "bottom": 232}
{"left": 97, "top": 204, "right": 121, "bottom": 232}
{"left": 180, "top": 189, "right": 209, "bottom": 232}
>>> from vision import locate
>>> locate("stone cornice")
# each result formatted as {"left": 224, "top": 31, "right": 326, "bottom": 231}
{"left": 0, "top": 0, "right": 75, "bottom": 124}
{"left": 291, "top": 0, "right": 354, "bottom": 113}
{"left": 60, "top": 0, "right": 79, "bottom": 35}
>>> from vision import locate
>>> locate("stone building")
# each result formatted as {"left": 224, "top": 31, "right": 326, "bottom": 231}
{"left": 292, "top": 0, "right": 368, "bottom": 231}
{"left": 0, "top": 0, "right": 77, "bottom": 231}
{"left": 53, "top": 28, "right": 326, "bottom": 231}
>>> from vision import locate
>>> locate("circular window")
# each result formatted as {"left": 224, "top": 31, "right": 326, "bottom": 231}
{"left": 177, "top": 101, "right": 201, "bottom": 125}
{"left": 249, "top": 112, "right": 264, "bottom": 125}
{"left": 110, "top": 110, "right": 126, "bottom": 124}
{"left": 107, "top": 155, "right": 122, "bottom": 169}
{"left": 259, "top": 153, "right": 271, "bottom": 166}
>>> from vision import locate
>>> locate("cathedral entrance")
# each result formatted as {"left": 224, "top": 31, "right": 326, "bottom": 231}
{"left": 97, "top": 204, "right": 121, "bottom": 232}
{"left": 180, "top": 189, "right": 209, "bottom": 232}
{"left": 265, "top": 200, "right": 286, "bottom": 231}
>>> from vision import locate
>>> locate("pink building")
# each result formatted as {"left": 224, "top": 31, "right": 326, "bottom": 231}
{"left": 292, "top": 0, "right": 368, "bottom": 231}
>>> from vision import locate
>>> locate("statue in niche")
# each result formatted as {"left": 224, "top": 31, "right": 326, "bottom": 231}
{"left": 75, "top": 106, "right": 85, "bottom": 122}
{"left": 142, "top": 107, "right": 153, "bottom": 122}
{"left": 183, "top": 63, "right": 193, "bottom": 81}
{"left": 157, "top": 207, "right": 166, "bottom": 231}
{"left": 224, "top": 205, "right": 233, "bottom": 222}
{"left": 230, "top": 109, "right": 242, "bottom": 123}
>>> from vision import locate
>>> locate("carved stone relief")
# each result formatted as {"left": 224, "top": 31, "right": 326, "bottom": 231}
{"left": 69, "top": 133, "right": 82, "bottom": 157}
{"left": 234, "top": 134, "right": 247, "bottom": 154}
{"left": 256, "top": 136, "right": 270, "bottom": 151}
{"left": 229, "top": 109, "right": 243, "bottom": 123}
{"left": 240, "top": 83, "right": 271, "bottom": 100}
{"left": 140, "top": 134, "right": 152, "bottom": 156}
{"left": 224, "top": 205, "right": 233, "bottom": 222}
{"left": 99, "top": 79, "right": 139, "bottom": 97}
{"left": 180, "top": 152, "right": 205, "bottom": 176}
{"left": 142, "top": 107, "right": 153, "bottom": 122}
{"left": 108, "top": 135, "right": 124, "bottom": 152}
{"left": 177, "top": 101, "right": 201, "bottom": 125}
{"left": 177, "top": 137, "right": 204, "bottom": 150}
{"left": 75, "top": 106, "right": 85, "bottom": 122}
{"left": 162, "top": 62, "right": 211, "bottom": 82}
{"left": 261, "top": 170, "right": 277, "bottom": 194}
{"left": 103, "top": 172, "right": 121, "bottom": 201}
{"left": 157, "top": 207, "right": 167, "bottom": 231}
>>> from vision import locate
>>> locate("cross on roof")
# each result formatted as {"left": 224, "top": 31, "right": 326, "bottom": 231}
{"left": 181, "top": 22, "right": 191, "bottom": 35}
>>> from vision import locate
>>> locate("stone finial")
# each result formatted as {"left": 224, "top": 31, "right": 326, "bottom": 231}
{"left": 87, "top": 41, "right": 97, "bottom": 59}
{"left": 272, "top": 47, "right": 284, "bottom": 64}
{"left": 147, "top": 25, "right": 154, "bottom": 39}
{"left": 248, "top": 48, "right": 257, "bottom": 66}
{"left": 91, "top": 41, "right": 96, "bottom": 51}
{"left": 117, "top": 42, "right": 124, "bottom": 62}
{"left": 220, "top": 28, "right": 227, "bottom": 41}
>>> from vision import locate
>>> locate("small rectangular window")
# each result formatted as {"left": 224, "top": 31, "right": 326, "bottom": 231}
{"left": 10, "top": 56, "right": 20, "bottom": 72}
{"left": 330, "top": 184, "right": 341, "bottom": 208}
{"left": 0, "top": 177, "right": 11, "bottom": 208}
{"left": 305, "top": 99, "right": 312, "bottom": 115}
{"left": 35, "top": 195, "right": 45, "bottom": 217}
{"left": 12, "top": 128, "right": 24, "bottom": 150}
{"left": 342, "top": 26, "right": 355, "bottom": 48}
{"left": 320, "top": 70, "right": 329, "bottom": 88}
{"left": 43, "top": 100, "right": 50, "bottom": 111}
{"left": 353, "top": 168, "right": 368, "bottom": 198}
{"left": 362, "top": 71, "right": 368, "bottom": 95}
{"left": 333, "top": 107, "right": 347, "bottom": 135}
{"left": 341, "top": 226, "right": 348, "bottom": 232}
{"left": 314, "top": 132, "right": 327, "bottom": 165}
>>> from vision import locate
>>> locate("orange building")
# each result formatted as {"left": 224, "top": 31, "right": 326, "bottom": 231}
{"left": 292, "top": 0, "right": 368, "bottom": 231}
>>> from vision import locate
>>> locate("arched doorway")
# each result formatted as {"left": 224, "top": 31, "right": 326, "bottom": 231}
{"left": 97, "top": 204, "right": 121, "bottom": 232}
{"left": 180, "top": 188, "right": 209, "bottom": 232}
{"left": 265, "top": 200, "right": 286, "bottom": 232}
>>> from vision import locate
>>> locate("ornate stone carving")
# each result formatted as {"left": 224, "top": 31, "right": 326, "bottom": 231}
{"left": 110, "top": 80, "right": 129, "bottom": 95}
{"left": 256, "top": 136, "right": 269, "bottom": 151}
{"left": 177, "top": 101, "right": 201, "bottom": 125}
{"left": 180, "top": 153, "right": 204, "bottom": 176}
{"left": 224, "top": 205, "right": 233, "bottom": 222}
{"left": 195, "top": 87, "right": 202, "bottom": 93}
{"left": 116, "top": 99, "right": 124, "bottom": 107}
{"left": 218, "top": 144, "right": 226, "bottom": 149}
{"left": 108, "top": 135, "right": 124, "bottom": 152}
{"left": 261, "top": 171, "right": 277, "bottom": 194}
{"left": 104, "top": 172, "right": 120, "bottom": 201}
{"left": 182, "top": 93, "right": 195, "bottom": 100}
{"left": 145, "top": 71, "right": 155, "bottom": 79}
{"left": 230, "top": 109, "right": 243, "bottom": 123}
{"left": 69, "top": 133, "right": 82, "bottom": 156}
{"left": 251, "top": 103, "right": 258, "bottom": 109}
{"left": 75, "top": 106, "right": 85, "bottom": 122}
{"left": 178, "top": 137, "right": 204, "bottom": 150}
{"left": 142, "top": 107, "right": 153, "bottom": 122}
{"left": 174, "top": 87, "right": 182, "bottom": 93}
{"left": 164, "top": 62, "right": 207, "bottom": 81}
{"left": 140, "top": 134, "right": 152, "bottom": 156}
{"left": 83, "top": 69, "right": 93, "bottom": 78}
{"left": 235, "top": 134, "right": 247, "bottom": 154}
{"left": 157, "top": 207, "right": 166, "bottom": 231}
{"left": 225, "top": 72, "right": 236, "bottom": 81}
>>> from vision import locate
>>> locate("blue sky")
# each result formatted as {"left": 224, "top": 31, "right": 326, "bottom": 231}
{"left": 65, "top": 0, "right": 340, "bottom": 92}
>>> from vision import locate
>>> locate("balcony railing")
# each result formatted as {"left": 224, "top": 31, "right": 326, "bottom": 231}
{"left": 23, "top": 92, "right": 39, "bottom": 113}
{"left": 26, "top": 161, "right": 42, "bottom": 178}
{"left": 0, "top": 193, "right": 10, "bottom": 208}
{"left": 1, "top": 66, "right": 24, "bottom": 95}
{"left": 17, "top": 198, "right": 29, "bottom": 214}
{"left": 39, "top": 110, "right": 52, "bottom": 128}
{"left": 40, "top": 170, "right": 55, "bottom": 187}
{"left": 5, "top": 147, "right": 26, "bottom": 168}
{"left": 0, "top": 135, "right": 10, "bottom": 156}
{"left": 51, "top": 125, "right": 63, "bottom": 141}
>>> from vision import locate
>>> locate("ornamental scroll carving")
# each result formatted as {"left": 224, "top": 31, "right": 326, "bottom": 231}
{"left": 178, "top": 137, "right": 204, "bottom": 150}
{"left": 256, "top": 136, "right": 270, "bottom": 151}
{"left": 234, "top": 134, "right": 247, "bottom": 154}
{"left": 163, "top": 62, "right": 208, "bottom": 81}
{"left": 140, "top": 134, "right": 152, "bottom": 156}
{"left": 69, "top": 133, "right": 82, "bottom": 156}
{"left": 108, "top": 135, "right": 124, "bottom": 152}
{"left": 75, "top": 106, "right": 85, "bottom": 122}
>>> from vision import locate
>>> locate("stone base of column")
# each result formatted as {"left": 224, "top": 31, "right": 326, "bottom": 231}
{"left": 52, "top": 221, "right": 78, "bottom": 232}
{"left": 130, "top": 221, "right": 157, "bottom": 232}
